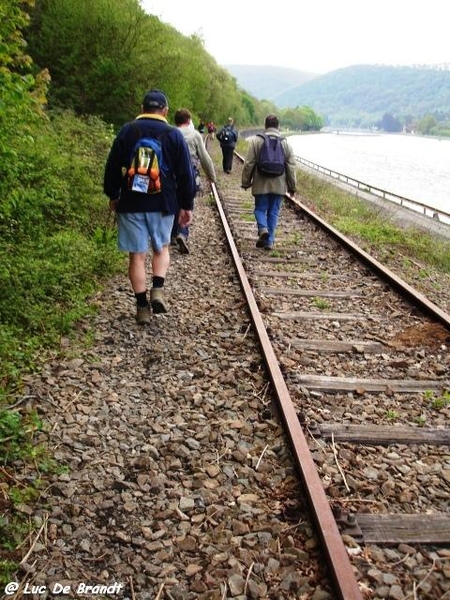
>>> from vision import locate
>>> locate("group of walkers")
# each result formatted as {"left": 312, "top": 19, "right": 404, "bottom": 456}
{"left": 103, "top": 88, "right": 297, "bottom": 324}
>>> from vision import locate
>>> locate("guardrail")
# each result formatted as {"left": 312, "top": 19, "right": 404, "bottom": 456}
{"left": 295, "top": 155, "right": 450, "bottom": 225}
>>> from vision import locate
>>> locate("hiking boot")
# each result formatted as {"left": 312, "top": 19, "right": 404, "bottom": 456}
{"left": 176, "top": 234, "right": 189, "bottom": 254}
{"left": 264, "top": 244, "right": 274, "bottom": 251}
{"left": 136, "top": 304, "right": 151, "bottom": 324}
{"left": 150, "top": 288, "right": 168, "bottom": 314}
{"left": 256, "top": 228, "right": 270, "bottom": 248}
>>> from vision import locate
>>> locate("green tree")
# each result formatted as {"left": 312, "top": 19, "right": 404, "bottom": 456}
{"left": 28, "top": 0, "right": 152, "bottom": 125}
{"left": 0, "top": 0, "right": 48, "bottom": 223}
{"left": 417, "top": 114, "right": 437, "bottom": 135}
{"left": 280, "top": 106, "right": 324, "bottom": 131}
{"left": 26, "top": 0, "right": 263, "bottom": 128}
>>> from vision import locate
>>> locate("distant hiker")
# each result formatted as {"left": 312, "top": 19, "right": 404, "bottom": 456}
{"left": 207, "top": 120, "right": 216, "bottom": 139}
{"left": 103, "top": 89, "right": 196, "bottom": 323}
{"left": 217, "top": 117, "right": 238, "bottom": 173}
{"left": 173, "top": 108, "right": 217, "bottom": 254}
{"left": 241, "top": 114, "right": 297, "bottom": 250}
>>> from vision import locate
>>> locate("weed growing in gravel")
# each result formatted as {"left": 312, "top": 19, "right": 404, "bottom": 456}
{"left": 0, "top": 560, "right": 18, "bottom": 587}
{"left": 289, "top": 231, "right": 303, "bottom": 245}
{"left": 0, "top": 409, "right": 45, "bottom": 582}
{"left": 241, "top": 201, "right": 254, "bottom": 210}
{"left": 312, "top": 297, "right": 330, "bottom": 310}
{"left": 385, "top": 409, "right": 399, "bottom": 421}
{"left": 431, "top": 391, "right": 450, "bottom": 409}
{"left": 0, "top": 410, "right": 43, "bottom": 464}
{"left": 203, "top": 193, "right": 216, "bottom": 206}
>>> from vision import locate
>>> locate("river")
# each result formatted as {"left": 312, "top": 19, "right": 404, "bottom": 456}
{"left": 288, "top": 132, "right": 450, "bottom": 215}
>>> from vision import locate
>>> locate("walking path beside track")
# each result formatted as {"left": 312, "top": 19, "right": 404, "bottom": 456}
{"left": 13, "top": 189, "right": 333, "bottom": 599}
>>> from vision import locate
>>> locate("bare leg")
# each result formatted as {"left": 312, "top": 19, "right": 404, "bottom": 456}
{"left": 151, "top": 245, "right": 170, "bottom": 279}
{"left": 128, "top": 252, "right": 147, "bottom": 293}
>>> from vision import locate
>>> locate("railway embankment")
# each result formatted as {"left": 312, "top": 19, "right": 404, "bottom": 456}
{"left": 296, "top": 160, "right": 450, "bottom": 241}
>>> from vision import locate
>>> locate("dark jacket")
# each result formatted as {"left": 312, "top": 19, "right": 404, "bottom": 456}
{"left": 104, "top": 114, "right": 196, "bottom": 214}
{"left": 217, "top": 123, "right": 238, "bottom": 148}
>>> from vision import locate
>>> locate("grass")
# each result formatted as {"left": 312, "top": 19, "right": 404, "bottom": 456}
{"left": 430, "top": 391, "right": 450, "bottom": 409}
{"left": 312, "top": 297, "right": 331, "bottom": 310}
{"left": 385, "top": 409, "right": 399, "bottom": 421}
{"left": 296, "top": 169, "right": 450, "bottom": 273}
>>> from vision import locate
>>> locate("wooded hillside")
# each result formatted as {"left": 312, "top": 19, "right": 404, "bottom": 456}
{"left": 225, "top": 64, "right": 450, "bottom": 131}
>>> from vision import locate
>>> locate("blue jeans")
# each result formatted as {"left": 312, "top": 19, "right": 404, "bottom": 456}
{"left": 254, "top": 193, "right": 283, "bottom": 245}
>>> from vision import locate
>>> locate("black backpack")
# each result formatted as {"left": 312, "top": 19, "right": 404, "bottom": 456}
{"left": 256, "top": 133, "right": 286, "bottom": 177}
{"left": 218, "top": 125, "right": 232, "bottom": 144}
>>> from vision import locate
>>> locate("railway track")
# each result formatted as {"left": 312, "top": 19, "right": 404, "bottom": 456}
{"left": 210, "top": 147, "right": 450, "bottom": 599}
{"left": 8, "top": 142, "right": 449, "bottom": 600}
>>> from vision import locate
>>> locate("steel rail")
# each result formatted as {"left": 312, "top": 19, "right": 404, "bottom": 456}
{"left": 210, "top": 181, "right": 364, "bottom": 600}
{"left": 234, "top": 149, "right": 450, "bottom": 330}
{"left": 288, "top": 196, "right": 450, "bottom": 330}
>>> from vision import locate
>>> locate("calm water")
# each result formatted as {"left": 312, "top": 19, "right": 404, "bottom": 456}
{"left": 288, "top": 132, "right": 450, "bottom": 214}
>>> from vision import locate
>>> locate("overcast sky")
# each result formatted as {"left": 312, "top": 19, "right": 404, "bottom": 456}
{"left": 141, "top": 0, "right": 449, "bottom": 74}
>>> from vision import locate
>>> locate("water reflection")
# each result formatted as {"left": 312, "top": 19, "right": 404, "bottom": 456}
{"left": 289, "top": 133, "right": 450, "bottom": 214}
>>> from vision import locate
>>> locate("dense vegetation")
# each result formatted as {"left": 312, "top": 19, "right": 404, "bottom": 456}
{"left": 27, "top": 0, "right": 262, "bottom": 128}
{"left": 227, "top": 64, "right": 450, "bottom": 133}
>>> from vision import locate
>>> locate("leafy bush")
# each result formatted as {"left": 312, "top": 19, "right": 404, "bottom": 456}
{"left": 0, "top": 109, "right": 123, "bottom": 397}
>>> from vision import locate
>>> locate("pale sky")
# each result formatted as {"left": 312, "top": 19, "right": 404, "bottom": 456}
{"left": 141, "top": 0, "right": 450, "bottom": 74}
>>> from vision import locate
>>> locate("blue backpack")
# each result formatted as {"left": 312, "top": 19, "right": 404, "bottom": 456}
{"left": 256, "top": 133, "right": 286, "bottom": 177}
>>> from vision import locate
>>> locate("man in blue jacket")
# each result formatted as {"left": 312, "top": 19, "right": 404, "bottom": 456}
{"left": 104, "top": 89, "right": 196, "bottom": 323}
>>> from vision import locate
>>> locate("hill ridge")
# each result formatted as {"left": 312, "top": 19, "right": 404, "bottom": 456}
{"left": 224, "top": 64, "right": 450, "bottom": 128}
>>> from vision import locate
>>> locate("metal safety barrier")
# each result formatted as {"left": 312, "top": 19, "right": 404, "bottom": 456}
{"left": 295, "top": 155, "right": 450, "bottom": 225}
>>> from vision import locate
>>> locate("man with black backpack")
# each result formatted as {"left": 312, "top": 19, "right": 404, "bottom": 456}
{"left": 103, "top": 89, "right": 196, "bottom": 323}
{"left": 217, "top": 117, "right": 238, "bottom": 173}
{"left": 241, "top": 114, "right": 297, "bottom": 250}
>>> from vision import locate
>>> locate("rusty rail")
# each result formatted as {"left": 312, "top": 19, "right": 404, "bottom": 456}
{"left": 210, "top": 180, "right": 364, "bottom": 600}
